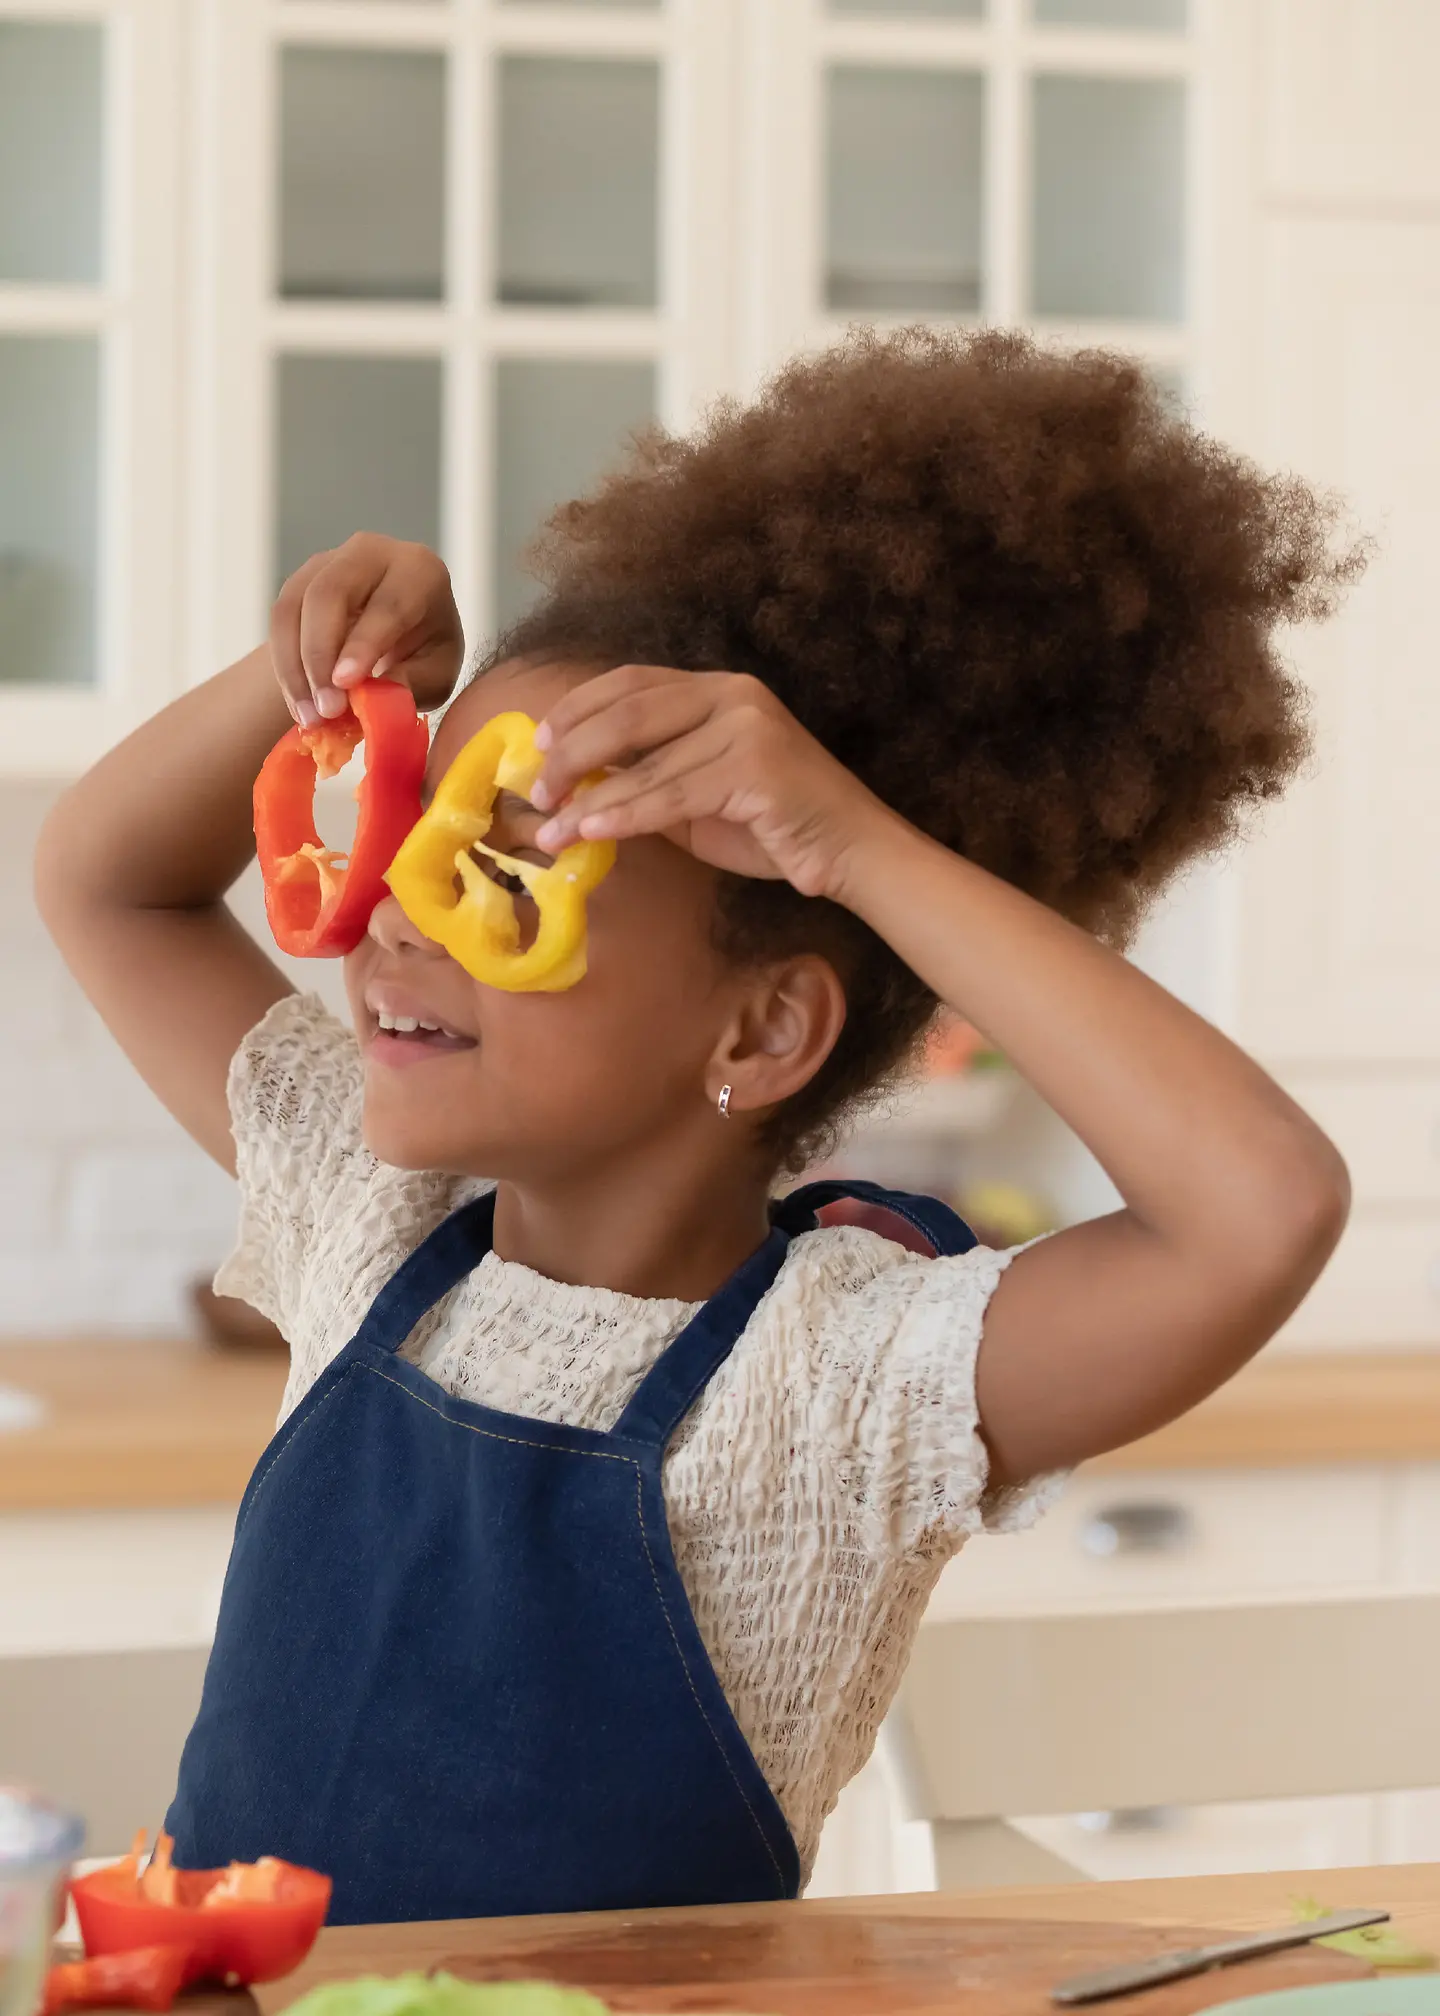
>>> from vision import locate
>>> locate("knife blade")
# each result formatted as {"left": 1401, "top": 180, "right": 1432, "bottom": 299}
{"left": 1051, "top": 1907, "right": 1392, "bottom": 2005}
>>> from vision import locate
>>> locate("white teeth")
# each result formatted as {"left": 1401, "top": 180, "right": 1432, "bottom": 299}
{"left": 375, "top": 1010, "right": 458, "bottom": 1038}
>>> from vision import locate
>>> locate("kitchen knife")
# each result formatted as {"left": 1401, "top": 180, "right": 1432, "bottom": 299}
{"left": 1051, "top": 1908, "right": 1392, "bottom": 2005}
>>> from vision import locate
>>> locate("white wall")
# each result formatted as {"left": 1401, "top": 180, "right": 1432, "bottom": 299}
{"left": 0, "top": 782, "right": 349, "bottom": 1335}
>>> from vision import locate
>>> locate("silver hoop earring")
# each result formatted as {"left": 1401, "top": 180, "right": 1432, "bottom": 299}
{"left": 716, "top": 1084, "right": 733, "bottom": 1119}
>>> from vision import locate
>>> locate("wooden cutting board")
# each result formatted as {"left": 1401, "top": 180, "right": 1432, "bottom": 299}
{"left": 436, "top": 1909, "right": 1370, "bottom": 2015}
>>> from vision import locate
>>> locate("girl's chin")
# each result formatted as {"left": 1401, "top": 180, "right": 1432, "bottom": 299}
{"left": 360, "top": 1100, "right": 477, "bottom": 1175}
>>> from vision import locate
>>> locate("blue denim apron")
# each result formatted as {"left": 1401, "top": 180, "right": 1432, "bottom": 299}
{"left": 166, "top": 1178, "right": 974, "bottom": 1925}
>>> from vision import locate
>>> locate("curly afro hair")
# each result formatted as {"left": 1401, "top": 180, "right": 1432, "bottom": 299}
{"left": 489, "top": 326, "right": 1364, "bottom": 1168}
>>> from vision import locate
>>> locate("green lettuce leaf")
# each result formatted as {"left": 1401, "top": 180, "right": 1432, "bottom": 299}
{"left": 283, "top": 1971, "right": 613, "bottom": 2016}
{"left": 1292, "top": 1897, "right": 1436, "bottom": 1971}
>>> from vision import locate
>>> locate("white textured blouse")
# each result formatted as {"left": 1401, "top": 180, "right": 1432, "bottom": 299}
{"left": 216, "top": 993, "right": 1058, "bottom": 1886}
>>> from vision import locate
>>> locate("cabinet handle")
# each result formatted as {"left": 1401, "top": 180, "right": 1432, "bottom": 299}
{"left": 1076, "top": 1808, "right": 1178, "bottom": 1836}
{"left": 1080, "top": 1502, "right": 1193, "bottom": 1558}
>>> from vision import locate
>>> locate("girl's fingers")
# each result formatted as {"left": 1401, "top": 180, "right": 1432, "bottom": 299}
{"left": 329, "top": 569, "right": 428, "bottom": 692}
{"left": 296, "top": 569, "right": 368, "bottom": 720}
{"left": 269, "top": 552, "right": 333, "bottom": 726}
{"left": 536, "top": 663, "right": 681, "bottom": 747}
{"left": 534, "top": 672, "right": 716, "bottom": 810}
{"left": 535, "top": 721, "right": 734, "bottom": 849}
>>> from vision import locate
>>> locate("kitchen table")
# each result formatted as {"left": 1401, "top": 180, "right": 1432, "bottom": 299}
{"left": 176, "top": 1863, "right": 1438, "bottom": 2016}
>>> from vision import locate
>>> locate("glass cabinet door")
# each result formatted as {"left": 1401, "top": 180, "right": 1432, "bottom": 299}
{"left": 0, "top": 335, "right": 100, "bottom": 687}
{"left": 0, "top": 21, "right": 104, "bottom": 689}
{"left": 0, "top": 21, "right": 103, "bottom": 285}
{"left": 278, "top": 48, "right": 448, "bottom": 302}
{"left": 0, "top": 3, "right": 182, "bottom": 764}
{"left": 198, "top": 0, "right": 732, "bottom": 663}
{"left": 748, "top": 0, "right": 1193, "bottom": 399}
{"left": 826, "top": 67, "right": 984, "bottom": 312}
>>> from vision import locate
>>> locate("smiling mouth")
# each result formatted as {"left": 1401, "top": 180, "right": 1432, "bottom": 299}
{"left": 368, "top": 1011, "right": 477, "bottom": 1059}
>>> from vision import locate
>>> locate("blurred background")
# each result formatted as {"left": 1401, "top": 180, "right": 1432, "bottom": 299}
{"left": 2, "top": 0, "right": 1439, "bottom": 1897}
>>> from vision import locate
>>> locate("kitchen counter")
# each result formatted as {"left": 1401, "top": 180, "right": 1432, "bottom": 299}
{"left": 0, "top": 1339, "right": 286, "bottom": 1511}
{"left": 3, "top": 1340, "right": 1440, "bottom": 1512}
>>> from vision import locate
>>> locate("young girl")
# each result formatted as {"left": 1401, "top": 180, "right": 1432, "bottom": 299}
{"left": 39, "top": 330, "right": 1358, "bottom": 1926}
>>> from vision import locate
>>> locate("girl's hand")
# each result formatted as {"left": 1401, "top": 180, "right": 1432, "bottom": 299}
{"left": 270, "top": 533, "right": 465, "bottom": 727}
{"left": 531, "top": 664, "right": 885, "bottom": 898}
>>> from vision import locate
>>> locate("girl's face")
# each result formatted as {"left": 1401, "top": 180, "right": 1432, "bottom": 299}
{"left": 345, "top": 659, "right": 743, "bottom": 1181}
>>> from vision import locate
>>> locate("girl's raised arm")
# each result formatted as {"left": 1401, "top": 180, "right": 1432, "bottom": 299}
{"left": 35, "top": 536, "right": 462, "bottom": 1173}
{"left": 533, "top": 662, "right": 1350, "bottom": 1489}
{"left": 35, "top": 647, "right": 298, "bottom": 1173}
{"left": 837, "top": 809, "right": 1349, "bottom": 1488}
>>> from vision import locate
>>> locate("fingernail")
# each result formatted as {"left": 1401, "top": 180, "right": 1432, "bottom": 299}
{"left": 529, "top": 779, "right": 552, "bottom": 811}
{"left": 534, "top": 722, "right": 552, "bottom": 751}
{"left": 333, "top": 658, "right": 363, "bottom": 686}
{"left": 316, "top": 688, "right": 348, "bottom": 719}
{"left": 296, "top": 698, "right": 320, "bottom": 729}
{"left": 535, "top": 820, "right": 563, "bottom": 853}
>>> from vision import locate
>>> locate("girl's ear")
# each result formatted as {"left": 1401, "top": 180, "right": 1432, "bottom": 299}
{"left": 705, "top": 954, "right": 847, "bottom": 1122}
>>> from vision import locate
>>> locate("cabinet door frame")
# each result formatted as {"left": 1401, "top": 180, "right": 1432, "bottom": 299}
{"left": 186, "top": 0, "right": 743, "bottom": 688}
{"left": 0, "top": 0, "right": 184, "bottom": 776}
{"left": 733, "top": 0, "right": 1204, "bottom": 395}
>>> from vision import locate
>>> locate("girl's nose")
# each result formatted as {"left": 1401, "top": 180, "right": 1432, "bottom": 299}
{"left": 367, "top": 891, "right": 447, "bottom": 959}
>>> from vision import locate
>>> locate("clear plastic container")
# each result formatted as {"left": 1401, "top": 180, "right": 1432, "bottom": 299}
{"left": 0, "top": 1790, "right": 83, "bottom": 2016}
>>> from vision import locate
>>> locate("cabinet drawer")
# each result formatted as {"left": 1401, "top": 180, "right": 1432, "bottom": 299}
{"left": 1278, "top": 1219, "right": 1440, "bottom": 1348}
{"left": 0, "top": 1508, "right": 234, "bottom": 1657}
{"left": 1394, "top": 1463, "right": 1440, "bottom": 1581}
{"left": 1019, "top": 1796, "right": 1378, "bottom": 1881}
{"left": 929, "top": 1468, "right": 1388, "bottom": 1617}
{"left": 1282, "top": 1074, "right": 1440, "bottom": 1207}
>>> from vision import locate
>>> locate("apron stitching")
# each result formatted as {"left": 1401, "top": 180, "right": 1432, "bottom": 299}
{"left": 365, "top": 1364, "right": 789, "bottom": 1893}
{"left": 364, "top": 1364, "right": 639, "bottom": 1464}
{"left": 625, "top": 1462, "right": 789, "bottom": 1894}
{"left": 240, "top": 1368, "right": 356, "bottom": 1529}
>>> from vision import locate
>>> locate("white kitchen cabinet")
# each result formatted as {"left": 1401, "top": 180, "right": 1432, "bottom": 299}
{"left": 1226, "top": 215, "right": 1440, "bottom": 1067}
{"left": 0, "top": 2, "right": 185, "bottom": 774}
{"left": 1259, "top": 0, "right": 1440, "bottom": 211}
{"left": 734, "top": 0, "right": 1195, "bottom": 387}
{"left": 1194, "top": 0, "right": 1440, "bottom": 1356}
{"left": 1278, "top": 1075, "right": 1440, "bottom": 1211}
{"left": 0, "top": 0, "right": 1201, "bottom": 771}
{"left": 185, "top": 0, "right": 741, "bottom": 683}
{"left": 930, "top": 1467, "right": 1391, "bottom": 1614}
{"left": 812, "top": 1460, "right": 1440, "bottom": 1893}
{"left": 0, "top": 1508, "right": 232, "bottom": 1659}
{"left": 1273, "top": 1220, "right": 1440, "bottom": 1352}
{"left": 1213, "top": 6, "right": 1440, "bottom": 1062}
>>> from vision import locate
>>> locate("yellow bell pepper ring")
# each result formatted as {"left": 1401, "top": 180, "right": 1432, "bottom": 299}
{"left": 384, "top": 710, "right": 616, "bottom": 992}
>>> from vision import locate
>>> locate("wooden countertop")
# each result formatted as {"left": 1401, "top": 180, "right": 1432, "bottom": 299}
{"left": 3, "top": 1340, "right": 1440, "bottom": 1513}
{"left": 0, "top": 1339, "right": 286, "bottom": 1512}
{"left": 196, "top": 1864, "right": 1436, "bottom": 2016}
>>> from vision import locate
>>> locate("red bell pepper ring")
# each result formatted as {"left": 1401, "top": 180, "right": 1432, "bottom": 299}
{"left": 255, "top": 677, "right": 428, "bottom": 957}
{"left": 70, "top": 1833, "right": 332, "bottom": 1991}
{"left": 42, "top": 1945, "right": 190, "bottom": 2015}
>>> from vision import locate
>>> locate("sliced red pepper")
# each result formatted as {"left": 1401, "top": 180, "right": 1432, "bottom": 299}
{"left": 42, "top": 1946, "right": 189, "bottom": 2015}
{"left": 255, "top": 678, "right": 428, "bottom": 957}
{"left": 71, "top": 1833, "right": 332, "bottom": 1990}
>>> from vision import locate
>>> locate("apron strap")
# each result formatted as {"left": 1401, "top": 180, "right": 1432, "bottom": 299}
{"left": 609, "top": 1224, "right": 794, "bottom": 1449}
{"left": 611, "top": 1180, "right": 975, "bottom": 1450}
{"left": 778, "top": 1177, "right": 977, "bottom": 1258}
{"left": 358, "top": 1190, "right": 499, "bottom": 1358}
